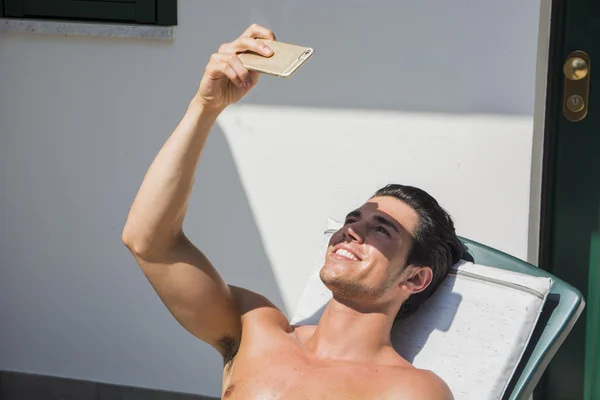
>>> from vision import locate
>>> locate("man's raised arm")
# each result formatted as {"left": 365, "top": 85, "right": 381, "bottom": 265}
{"left": 121, "top": 24, "right": 275, "bottom": 360}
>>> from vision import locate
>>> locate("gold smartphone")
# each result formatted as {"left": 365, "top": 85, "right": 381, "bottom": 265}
{"left": 239, "top": 39, "right": 314, "bottom": 78}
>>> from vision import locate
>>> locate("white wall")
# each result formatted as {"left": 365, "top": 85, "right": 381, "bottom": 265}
{"left": 0, "top": 0, "right": 541, "bottom": 397}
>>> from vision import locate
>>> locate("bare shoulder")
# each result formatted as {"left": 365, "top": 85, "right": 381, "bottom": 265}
{"left": 388, "top": 367, "right": 453, "bottom": 400}
{"left": 220, "top": 286, "right": 290, "bottom": 370}
{"left": 229, "top": 285, "right": 290, "bottom": 331}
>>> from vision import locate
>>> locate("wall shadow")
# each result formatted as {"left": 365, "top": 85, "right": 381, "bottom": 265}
{"left": 182, "top": 123, "right": 287, "bottom": 313}
{"left": 210, "top": 0, "right": 541, "bottom": 116}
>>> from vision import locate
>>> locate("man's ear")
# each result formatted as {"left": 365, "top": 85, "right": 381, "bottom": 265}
{"left": 400, "top": 266, "right": 433, "bottom": 295}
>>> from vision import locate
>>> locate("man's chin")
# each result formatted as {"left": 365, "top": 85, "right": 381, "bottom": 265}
{"left": 319, "top": 262, "right": 347, "bottom": 285}
{"left": 320, "top": 269, "right": 389, "bottom": 303}
{"left": 320, "top": 271, "right": 366, "bottom": 299}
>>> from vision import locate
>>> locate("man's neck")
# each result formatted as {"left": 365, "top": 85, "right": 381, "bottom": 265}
{"left": 304, "top": 296, "right": 397, "bottom": 364}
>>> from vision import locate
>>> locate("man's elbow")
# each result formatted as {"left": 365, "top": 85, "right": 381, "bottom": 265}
{"left": 121, "top": 225, "right": 182, "bottom": 261}
{"left": 122, "top": 228, "right": 148, "bottom": 257}
{"left": 121, "top": 223, "right": 157, "bottom": 258}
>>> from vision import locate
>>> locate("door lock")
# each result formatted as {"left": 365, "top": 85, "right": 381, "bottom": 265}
{"left": 563, "top": 51, "right": 591, "bottom": 122}
{"left": 564, "top": 57, "right": 589, "bottom": 80}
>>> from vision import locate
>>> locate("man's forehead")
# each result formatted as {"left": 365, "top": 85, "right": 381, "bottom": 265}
{"left": 352, "top": 197, "right": 420, "bottom": 233}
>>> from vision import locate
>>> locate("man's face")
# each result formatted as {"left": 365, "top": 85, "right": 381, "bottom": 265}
{"left": 320, "top": 196, "right": 420, "bottom": 304}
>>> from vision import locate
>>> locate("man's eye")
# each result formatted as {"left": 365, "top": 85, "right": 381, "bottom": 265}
{"left": 374, "top": 226, "right": 390, "bottom": 237}
{"left": 345, "top": 218, "right": 357, "bottom": 225}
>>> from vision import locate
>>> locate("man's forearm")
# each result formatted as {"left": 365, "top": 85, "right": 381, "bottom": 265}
{"left": 122, "top": 97, "right": 223, "bottom": 257}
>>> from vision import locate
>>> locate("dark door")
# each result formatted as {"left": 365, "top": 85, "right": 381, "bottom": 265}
{"left": 539, "top": 0, "right": 600, "bottom": 398}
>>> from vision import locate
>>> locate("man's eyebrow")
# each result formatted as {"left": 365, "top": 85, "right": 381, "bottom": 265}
{"left": 373, "top": 214, "right": 400, "bottom": 234}
{"left": 345, "top": 210, "right": 361, "bottom": 220}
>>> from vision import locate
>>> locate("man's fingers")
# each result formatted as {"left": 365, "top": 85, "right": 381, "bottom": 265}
{"left": 248, "top": 71, "right": 260, "bottom": 87}
{"left": 220, "top": 53, "right": 252, "bottom": 87}
{"left": 217, "top": 24, "right": 276, "bottom": 56}
{"left": 206, "top": 55, "right": 245, "bottom": 88}
{"left": 218, "top": 36, "right": 273, "bottom": 57}
{"left": 242, "top": 23, "right": 276, "bottom": 40}
{"left": 236, "top": 36, "right": 273, "bottom": 57}
{"left": 217, "top": 62, "right": 244, "bottom": 88}
{"left": 205, "top": 24, "right": 275, "bottom": 90}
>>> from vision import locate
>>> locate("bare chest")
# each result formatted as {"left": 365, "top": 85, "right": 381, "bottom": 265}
{"left": 221, "top": 334, "right": 410, "bottom": 400}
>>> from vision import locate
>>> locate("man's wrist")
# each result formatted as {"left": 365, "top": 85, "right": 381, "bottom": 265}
{"left": 189, "top": 94, "right": 226, "bottom": 120}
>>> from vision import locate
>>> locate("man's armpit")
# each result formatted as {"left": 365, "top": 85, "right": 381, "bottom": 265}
{"left": 217, "top": 334, "right": 240, "bottom": 366}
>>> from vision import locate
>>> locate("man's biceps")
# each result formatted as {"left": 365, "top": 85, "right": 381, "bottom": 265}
{"left": 229, "top": 286, "right": 289, "bottom": 330}
{"left": 172, "top": 299, "right": 242, "bottom": 341}
{"left": 229, "top": 285, "right": 277, "bottom": 314}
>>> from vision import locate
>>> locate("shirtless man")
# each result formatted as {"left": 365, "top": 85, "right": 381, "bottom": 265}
{"left": 122, "top": 24, "right": 463, "bottom": 400}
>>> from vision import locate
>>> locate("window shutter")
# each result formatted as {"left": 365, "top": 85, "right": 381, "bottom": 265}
{"left": 3, "top": 0, "right": 165, "bottom": 24}
{"left": 156, "top": 0, "right": 176, "bottom": 26}
{"left": 4, "top": 0, "right": 23, "bottom": 17}
{"left": 135, "top": 0, "right": 155, "bottom": 24}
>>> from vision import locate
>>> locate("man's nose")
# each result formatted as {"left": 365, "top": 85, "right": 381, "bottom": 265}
{"left": 343, "top": 223, "right": 364, "bottom": 243}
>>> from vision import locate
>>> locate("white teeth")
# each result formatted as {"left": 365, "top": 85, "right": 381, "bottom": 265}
{"left": 335, "top": 248, "right": 358, "bottom": 261}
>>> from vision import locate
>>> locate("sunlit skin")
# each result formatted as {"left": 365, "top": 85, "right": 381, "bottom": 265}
{"left": 300, "top": 197, "right": 435, "bottom": 365}
{"left": 322, "top": 197, "right": 432, "bottom": 305}
{"left": 122, "top": 24, "right": 453, "bottom": 400}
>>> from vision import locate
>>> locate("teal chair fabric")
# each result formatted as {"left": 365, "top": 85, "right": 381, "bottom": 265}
{"left": 460, "top": 237, "right": 586, "bottom": 400}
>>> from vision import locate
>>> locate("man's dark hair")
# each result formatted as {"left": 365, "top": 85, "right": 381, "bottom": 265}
{"left": 372, "top": 184, "right": 465, "bottom": 319}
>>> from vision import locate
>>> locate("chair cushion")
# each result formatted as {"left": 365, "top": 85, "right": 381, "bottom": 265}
{"left": 291, "top": 218, "right": 552, "bottom": 399}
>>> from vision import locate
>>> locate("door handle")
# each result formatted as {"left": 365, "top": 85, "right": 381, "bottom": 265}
{"left": 563, "top": 51, "right": 591, "bottom": 122}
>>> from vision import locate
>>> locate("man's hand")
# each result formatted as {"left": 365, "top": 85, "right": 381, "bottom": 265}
{"left": 195, "top": 24, "right": 276, "bottom": 110}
